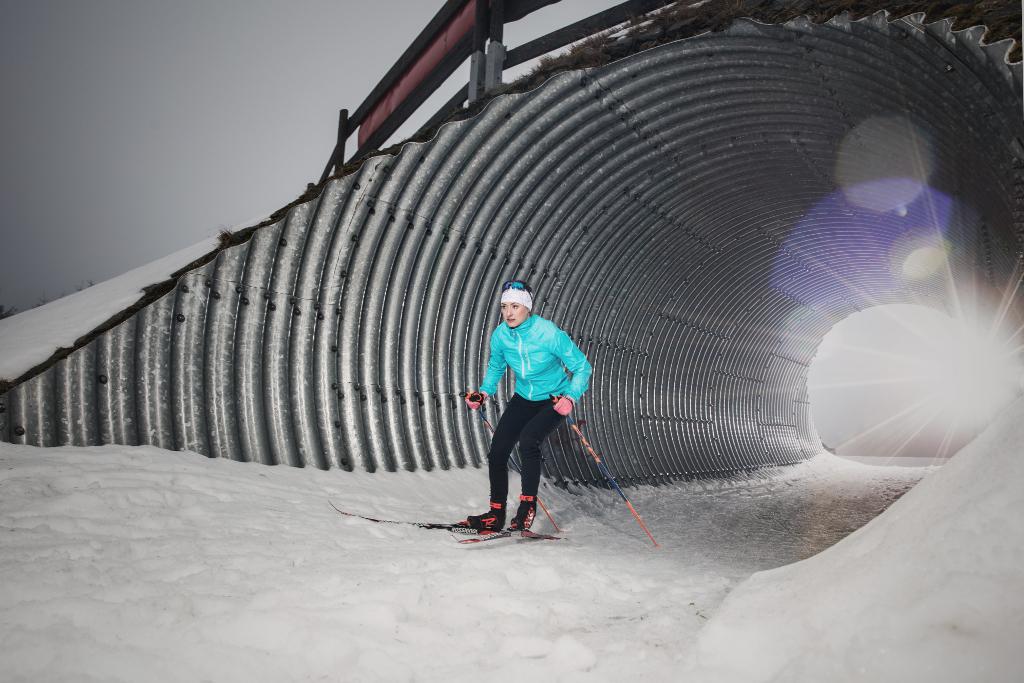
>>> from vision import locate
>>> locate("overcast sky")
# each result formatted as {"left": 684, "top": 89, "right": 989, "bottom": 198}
{"left": 0, "top": 0, "right": 622, "bottom": 312}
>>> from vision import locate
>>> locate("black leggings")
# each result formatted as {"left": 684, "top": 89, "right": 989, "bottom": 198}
{"left": 487, "top": 394, "right": 565, "bottom": 504}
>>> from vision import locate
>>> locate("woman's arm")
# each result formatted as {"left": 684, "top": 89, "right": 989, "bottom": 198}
{"left": 554, "top": 330, "right": 592, "bottom": 401}
{"left": 479, "top": 329, "right": 508, "bottom": 396}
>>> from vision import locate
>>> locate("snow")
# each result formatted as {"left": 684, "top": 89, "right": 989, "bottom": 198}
{"left": 0, "top": 215, "right": 269, "bottom": 383}
{"left": 840, "top": 454, "right": 949, "bottom": 467}
{"left": 0, "top": 437, "right": 942, "bottom": 681}
{"left": 685, "top": 397, "right": 1024, "bottom": 682}
{"left": 1, "top": 400, "right": 1020, "bottom": 681}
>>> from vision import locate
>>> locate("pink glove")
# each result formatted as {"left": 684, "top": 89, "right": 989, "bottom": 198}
{"left": 553, "top": 396, "right": 575, "bottom": 416}
{"left": 465, "top": 391, "right": 487, "bottom": 410}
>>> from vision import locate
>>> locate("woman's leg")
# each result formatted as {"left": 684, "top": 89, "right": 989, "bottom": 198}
{"left": 485, "top": 395, "right": 538, "bottom": 504}
{"left": 517, "top": 403, "right": 566, "bottom": 497}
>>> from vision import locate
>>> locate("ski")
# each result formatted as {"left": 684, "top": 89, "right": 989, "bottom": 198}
{"left": 457, "top": 529, "right": 562, "bottom": 544}
{"left": 457, "top": 530, "right": 512, "bottom": 544}
{"left": 328, "top": 500, "right": 477, "bottom": 533}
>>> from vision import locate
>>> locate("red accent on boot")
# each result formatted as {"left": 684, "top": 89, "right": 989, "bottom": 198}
{"left": 509, "top": 495, "right": 537, "bottom": 531}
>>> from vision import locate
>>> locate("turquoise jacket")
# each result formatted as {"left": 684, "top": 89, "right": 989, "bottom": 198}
{"left": 480, "top": 315, "right": 592, "bottom": 402}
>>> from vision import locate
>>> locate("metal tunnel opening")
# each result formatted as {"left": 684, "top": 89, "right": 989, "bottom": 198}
{"left": 807, "top": 302, "right": 1024, "bottom": 463}
{"left": 0, "top": 13, "right": 1020, "bottom": 490}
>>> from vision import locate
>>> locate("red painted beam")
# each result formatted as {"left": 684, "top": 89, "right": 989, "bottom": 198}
{"left": 359, "top": 1, "right": 478, "bottom": 148}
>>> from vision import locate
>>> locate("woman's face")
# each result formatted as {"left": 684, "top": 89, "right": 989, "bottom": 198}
{"left": 501, "top": 302, "right": 530, "bottom": 328}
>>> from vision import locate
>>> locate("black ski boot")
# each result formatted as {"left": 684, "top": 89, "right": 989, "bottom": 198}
{"left": 461, "top": 501, "right": 506, "bottom": 531}
{"left": 507, "top": 495, "right": 536, "bottom": 531}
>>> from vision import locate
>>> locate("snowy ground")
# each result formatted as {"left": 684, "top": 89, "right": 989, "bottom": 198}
{"left": 0, "top": 440, "right": 934, "bottom": 682}
{"left": 684, "top": 397, "right": 1024, "bottom": 683}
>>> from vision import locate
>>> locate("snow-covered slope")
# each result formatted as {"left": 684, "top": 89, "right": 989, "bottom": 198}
{"left": 0, "top": 443, "right": 928, "bottom": 681}
{"left": 685, "top": 396, "right": 1024, "bottom": 682}
{"left": 0, "top": 236, "right": 221, "bottom": 382}
{"left": 0, "top": 213, "right": 280, "bottom": 384}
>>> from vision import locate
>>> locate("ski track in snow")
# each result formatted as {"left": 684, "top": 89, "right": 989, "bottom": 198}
{"left": 0, "top": 444, "right": 929, "bottom": 682}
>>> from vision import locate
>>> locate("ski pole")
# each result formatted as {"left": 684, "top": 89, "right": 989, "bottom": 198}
{"left": 468, "top": 395, "right": 561, "bottom": 532}
{"left": 562, "top": 410, "right": 659, "bottom": 547}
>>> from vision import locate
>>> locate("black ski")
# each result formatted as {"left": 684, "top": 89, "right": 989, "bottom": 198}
{"left": 457, "top": 529, "right": 562, "bottom": 544}
{"left": 328, "top": 500, "right": 477, "bottom": 534}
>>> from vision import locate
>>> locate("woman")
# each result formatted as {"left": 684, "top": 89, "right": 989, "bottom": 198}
{"left": 460, "top": 280, "right": 592, "bottom": 532}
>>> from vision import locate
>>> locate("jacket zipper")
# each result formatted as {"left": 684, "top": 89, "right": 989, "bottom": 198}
{"left": 515, "top": 331, "right": 531, "bottom": 397}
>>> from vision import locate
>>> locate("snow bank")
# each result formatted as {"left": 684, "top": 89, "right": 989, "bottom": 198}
{"left": 685, "top": 397, "right": 1024, "bottom": 682}
{"left": 0, "top": 237, "right": 220, "bottom": 381}
{"left": 0, "top": 441, "right": 927, "bottom": 681}
{"left": 0, "top": 215, "right": 276, "bottom": 383}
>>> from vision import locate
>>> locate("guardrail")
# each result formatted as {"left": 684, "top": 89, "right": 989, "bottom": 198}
{"left": 319, "top": 0, "right": 677, "bottom": 184}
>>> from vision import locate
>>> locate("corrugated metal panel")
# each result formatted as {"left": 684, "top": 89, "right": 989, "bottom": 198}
{"left": 135, "top": 293, "right": 175, "bottom": 450}
{"left": 1, "top": 12, "right": 1021, "bottom": 486}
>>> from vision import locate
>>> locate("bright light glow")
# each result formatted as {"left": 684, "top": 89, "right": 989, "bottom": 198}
{"left": 926, "top": 322, "right": 1021, "bottom": 426}
{"left": 843, "top": 177, "right": 927, "bottom": 214}
{"left": 794, "top": 113, "right": 1023, "bottom": 464}
{"left": 901, "top": 244, "right": 947, "bottom": 280}
{"left": 808, "top": 304, "right": 1023, "bottom": 461}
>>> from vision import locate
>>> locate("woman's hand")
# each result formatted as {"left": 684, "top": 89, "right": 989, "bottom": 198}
{"left": 553, "top": 395, "right": 574, "bottom": 416}
{"left": 465, "top": 391, "right": 487, "bottom": 410}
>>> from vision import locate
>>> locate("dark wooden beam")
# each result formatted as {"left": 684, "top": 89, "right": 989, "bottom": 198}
{"left": 503, "top": 0, "right": 563, "bottom": 24}
{"left": 490, "top": 0, "right": 506, "bottom": 43}
{"left": 350, "top": 0, "right": 470, "bottom": 128}
{"left": 505, "top": 0, "right": 673, "bottom": 68}
{"left": 473, "top": 0, "right": 490, "bottom": 52}
{"left": 421, "top": 84, "right": 471, "bottom": 134}
{"left": 319, "top": 108, "right": 349, "bottom": 184}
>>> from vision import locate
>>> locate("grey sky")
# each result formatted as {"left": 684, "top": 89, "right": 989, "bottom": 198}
{"left": 0, "top": 0, "right": 621, "bottom": 312}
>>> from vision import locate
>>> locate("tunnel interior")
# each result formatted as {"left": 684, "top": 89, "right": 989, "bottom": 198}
{"left": 1, "top": 12, "right": 1021, "bottom": 487}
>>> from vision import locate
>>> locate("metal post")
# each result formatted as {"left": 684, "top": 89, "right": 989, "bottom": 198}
{"left": 336, "top": 108, "right": 349, "bottom": 166}
{"left": 319, "top": 108, "right": 349, "bottom": 185}
{"left": 468, "top": 0, "right": 489, "bottom": 103}
{"left": 485, "top": 0, "right": 506, "bottom": 91}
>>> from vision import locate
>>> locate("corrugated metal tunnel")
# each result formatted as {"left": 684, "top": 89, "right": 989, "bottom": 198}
{"left": 1, "top": 12, "right": 1021, "bottom": 486}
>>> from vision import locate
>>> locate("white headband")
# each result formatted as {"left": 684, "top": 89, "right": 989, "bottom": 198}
{"left": 500, "top": 288, "right": 533, "bottom": 310}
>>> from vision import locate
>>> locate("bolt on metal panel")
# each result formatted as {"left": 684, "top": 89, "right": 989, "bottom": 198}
{"left": 8, "top": 367, "right": 57, "bottom": 447}
{"left": 234, "top": 221, "right": 283, "bottom": 465}
{"left": 299, "top": 176, "right": 352, "bottom": 473}
{"left": 313, "top": 175, "right": 360, "bottom": 472}
{"left": 170, "top": 262, "right": 216, "bottom": 456}
{"left": 262, "top": 201, "right": 315, "bottom": 468}
{"left": 290, "top": 176, "right": 347, "bottom": 471}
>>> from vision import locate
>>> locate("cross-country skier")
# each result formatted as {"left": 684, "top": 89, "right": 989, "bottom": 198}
{"left": 460, "top": 280, "right": 593, "bottom": 532}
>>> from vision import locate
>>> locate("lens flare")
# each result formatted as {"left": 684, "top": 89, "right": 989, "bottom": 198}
{"left": 901, "top": 244, "right": 948, "bottom": 280}
{"left": 835, "top": 115, "right": 935, "bottom": 212}
{"left": 771, "top": 185, "right": 953, "bottom": 311}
